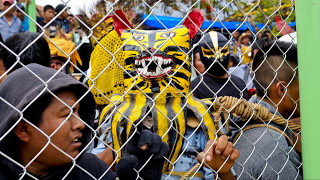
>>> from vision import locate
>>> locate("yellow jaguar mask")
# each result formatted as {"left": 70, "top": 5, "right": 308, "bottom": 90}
{"left": 100, "top": 10, "right": 217, "bottom": 173}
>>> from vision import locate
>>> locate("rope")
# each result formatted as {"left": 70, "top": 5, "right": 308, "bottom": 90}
{"left": 212, "top": 96, "right": 300, "bottom": 132}
{"left": 179, "top": 163, "right": 201, "bottom": 180}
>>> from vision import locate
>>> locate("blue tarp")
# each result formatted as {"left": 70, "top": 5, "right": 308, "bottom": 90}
{"left": 142, "top": 14, "right": 296, "bottom": 32}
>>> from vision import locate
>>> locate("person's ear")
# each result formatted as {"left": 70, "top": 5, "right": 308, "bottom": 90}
{"left": 275, "top": 81, "right": 288, "bottom": 99}
{"left": 15, "top": 121, "right": 30, "bottom": 142}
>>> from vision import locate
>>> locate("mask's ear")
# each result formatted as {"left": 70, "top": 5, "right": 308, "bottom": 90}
{"left": 183, "top": 9, "right": 204, "bottom": 40}
{"left": 114, "top": 10, "right": 134, "bottom": 35}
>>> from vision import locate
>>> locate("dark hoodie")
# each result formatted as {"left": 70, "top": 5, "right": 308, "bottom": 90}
{"left": 0, "top": 64, "right": 116, "bottom": 179}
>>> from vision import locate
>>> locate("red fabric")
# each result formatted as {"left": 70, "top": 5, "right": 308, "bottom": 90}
{"left": 182, "top": 9, "right": 204, "bottom": 39}
{"left": 276, "top": 16, "right": 295, "bottom": 36}
{"left": 114, "top": 10, "right": 134, "bottom": 35}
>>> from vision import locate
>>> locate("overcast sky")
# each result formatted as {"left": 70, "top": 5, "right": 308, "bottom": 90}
{"left": 35, "top": 0, "right": 98, "bottom": 15}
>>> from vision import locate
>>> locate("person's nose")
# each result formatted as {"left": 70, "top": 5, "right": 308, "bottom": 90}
{"left": 71, "top": 111, "right": 85, "bottom": 131}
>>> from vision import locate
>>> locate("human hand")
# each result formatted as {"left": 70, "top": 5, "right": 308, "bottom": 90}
{"left": 197, "top": 135, "right": 239, "bottom": 174}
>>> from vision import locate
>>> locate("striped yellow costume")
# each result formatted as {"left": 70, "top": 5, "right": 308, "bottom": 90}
{"left": 97, "top": 10, "right": 217, "bottom": 174}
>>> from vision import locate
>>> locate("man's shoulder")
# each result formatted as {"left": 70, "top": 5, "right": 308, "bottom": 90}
{"left": 232, "top": 124, "right": 293, "bottom": 157}
{"left": 191, "top": 73, "right": 213, "bottom": 86}
{"left": 236, "top": 125, "right": 288, "bottom": 142}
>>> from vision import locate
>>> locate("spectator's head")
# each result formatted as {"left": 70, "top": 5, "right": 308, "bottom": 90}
{"left": 251, "top": 37, "right": 274, "bottom": 58}
{"left": 47, "top": 36, "right": 82, "bottom": 74}
{"left": 263, "top": 30, "right": 272, "bottom": 39}
{"left": 1, "top": 0, "right": 14, "bottom": 15}
{"left": 199, "top": 31, "right": 230, "bottom": 76}
{"left": 67, "top": 14, "right": 75, "bottom": 25}
{"left": 43, "top": 5, "right": 55, "bottom": 22}
{"left": 229, "top": 53, "right": 240, "bottom": 68}
{"left": 14, "top": 3, "right": 25, "bottom": 21}
{"left": 232, "top": 30, "right": 240, "bottom": 40}
{"left": 239, "top": 33, "right": 251, "bottom": 46}
{"left": 252, "top": 41, "right": 299, "bottom": 118}
{"left": 2, "top": 32, "right": 51, "bottom": 72}
{"left": 0, "top": 64, "right": 95, "bottom": 176}
{"left": 55, "top": 4, "right": 69, "bottom": 20}
{"left": 244, "top": 29, "right": 252, "bottom": 36}
{"left": 50, "top": 56, "right": 68, "bottom": 73}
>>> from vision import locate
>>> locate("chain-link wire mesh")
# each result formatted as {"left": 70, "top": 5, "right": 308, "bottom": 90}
{"left": 0, "top": 0, "right": 301, "bottom": 179}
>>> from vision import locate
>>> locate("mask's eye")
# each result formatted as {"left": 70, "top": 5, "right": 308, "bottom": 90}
{"left": 161, "top": 32, "right": 176, "bottom": 38}
{"left": 221, "top": 49, "right": 228, "bottom": 53}
{"left": 203, "top": 49, "right": 215, "bottom": 56}
{"left": 134, "top": 35, "right": 144, "bottom": 41}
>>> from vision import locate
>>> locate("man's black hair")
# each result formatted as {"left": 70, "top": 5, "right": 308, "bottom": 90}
{"left": 2, "top": 32, "right": 51, "bottom": 72}
{"left": 263, "top": 30, "right": 271, "bottom": 34}
{"left": 44, "top": 5, "right": 54, "bottom": 12}
{"left": 252, "top": 41, "right": 298, "bottom": 97}
{"left": 251, "top": 37, "right": 274, "bottom": 57}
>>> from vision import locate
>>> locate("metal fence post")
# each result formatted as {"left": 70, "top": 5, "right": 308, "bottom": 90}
{"left": 296, "top": 0, "right": 320, "bottom": 179}
{"left": 27, "top": 0, "right": 36, "bottom": 32}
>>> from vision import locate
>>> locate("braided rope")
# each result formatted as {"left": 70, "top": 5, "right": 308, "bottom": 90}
{"left": 213, "top": 96, "right": 300, "bottom": 133}
{"left": 179, "top": 163, "right": 201, "bottom": 180}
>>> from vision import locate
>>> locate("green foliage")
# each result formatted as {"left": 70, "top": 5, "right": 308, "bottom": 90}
{"left": 107, "top": 0, "right": 295, "bottom": 37}
{"left": 227, "top": 0, "right": 294, "bottom": 20}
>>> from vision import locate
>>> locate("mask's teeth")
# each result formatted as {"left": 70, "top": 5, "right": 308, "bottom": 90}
{"left": 141, "top": 59, "right": 146, "bottom": 67}
{"left": 158, "top": 58, "right": 163, "bottom": 67}
{"left": 156, "top": 66, "right": 161, "bottom": 75}
{"left": 152, "top": 56, "right": 156, "bottom": 61}
{"left": 135, "top": 60, "right": 139, "bottom": 65}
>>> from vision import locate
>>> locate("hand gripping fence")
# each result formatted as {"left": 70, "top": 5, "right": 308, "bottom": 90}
{"left": 0, "top": 0, "right": 303, "bottom": 179}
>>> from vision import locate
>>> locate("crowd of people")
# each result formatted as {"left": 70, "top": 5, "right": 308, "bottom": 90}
{"left": 0, "top": 0, "right": 88, "bottom": 75}
{"left": 0, "top": 1, "right": 301, "bottom": 179}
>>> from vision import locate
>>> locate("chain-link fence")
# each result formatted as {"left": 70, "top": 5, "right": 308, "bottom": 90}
{"left": 0, "top": 0, "right": 301, "bottom": 179}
